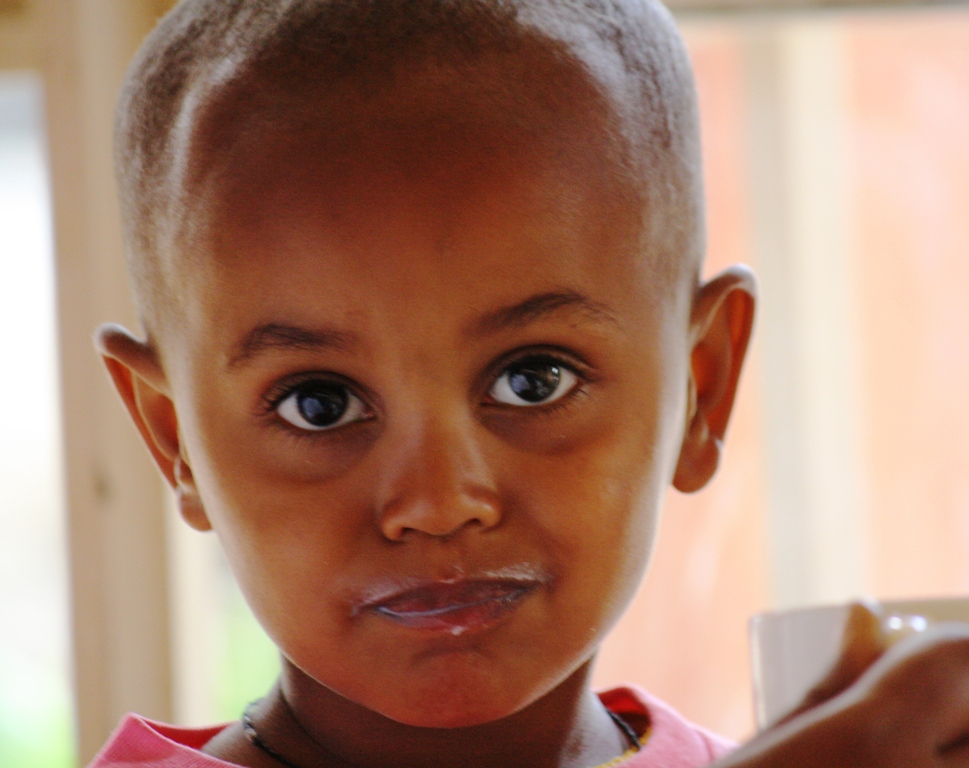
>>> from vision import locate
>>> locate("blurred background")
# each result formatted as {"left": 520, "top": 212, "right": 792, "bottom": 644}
{"left": 2, "top": 0, "right": 969, "bottom": 764}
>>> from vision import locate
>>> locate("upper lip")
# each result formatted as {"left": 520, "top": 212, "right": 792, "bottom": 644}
{"left": 353, "top": 563, "right": 552, "bottom": 617}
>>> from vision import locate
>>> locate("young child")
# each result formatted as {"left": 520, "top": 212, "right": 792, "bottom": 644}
{"left": 90, "top": 1, "right": 969, "bottom": 766}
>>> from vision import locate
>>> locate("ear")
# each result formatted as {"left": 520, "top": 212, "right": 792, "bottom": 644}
{"left": 673, "top": 265, "right": 757, "bottom": 493}
{"left": 94, "top": 323, "right": 212, "bottom": 531}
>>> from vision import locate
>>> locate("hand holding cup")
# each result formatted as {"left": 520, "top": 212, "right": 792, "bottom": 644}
{"left": 716, "top": 598, "right": 969, "bottom": 767}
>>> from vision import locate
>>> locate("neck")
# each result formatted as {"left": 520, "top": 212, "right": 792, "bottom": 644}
{"left": 253, "top": 658, "right": 627, "bottom": 768}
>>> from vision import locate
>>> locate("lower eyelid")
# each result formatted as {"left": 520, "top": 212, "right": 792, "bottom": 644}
{"left": 484, "top": 370, "right": 585, "bottom": 409}
{"left": 272, "top": 399, "right": 374, "bottom": 439}
{"left": 481, "top": 385, "right": 590, "bottom": 421}
{"left": 269, "top": 380, "right": 371, "bottom": 431}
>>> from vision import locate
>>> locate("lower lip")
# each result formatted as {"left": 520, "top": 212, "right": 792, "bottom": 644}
{"left": 371, "top": 584, "right": 534, "bottom": 635}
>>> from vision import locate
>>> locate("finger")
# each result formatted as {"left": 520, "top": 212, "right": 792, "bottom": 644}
{"left": 776, "top": 602, "right": 887, "bottom": 726}
{"left": 859, "top": 624, "right": 969, "bottom": 758}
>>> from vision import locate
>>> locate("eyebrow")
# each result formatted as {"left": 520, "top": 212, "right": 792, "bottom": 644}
{"left": 227, "top": 291, "right": 616, "bottom": 368}
{"left": 469, "top": 290, "right": 620, "bottom": 337}
{"left": 227, "top": 322, "right": 358, "bottom": 368}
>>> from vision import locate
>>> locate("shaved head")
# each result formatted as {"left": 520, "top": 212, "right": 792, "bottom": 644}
{"left": 102, "top": 7, "right": 758, "bottom": 742}
{"left": 115, "top": 0, "right": 703, "bottom": 337}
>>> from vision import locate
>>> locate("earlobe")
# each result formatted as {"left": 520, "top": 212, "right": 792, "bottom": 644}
{"left": 174, "top": 454, "right": 212, "bottom": 532}
{"left": 673, "top": 265, "right": 757, "bottom": 494}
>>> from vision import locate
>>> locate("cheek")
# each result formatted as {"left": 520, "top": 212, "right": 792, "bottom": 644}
{"left": 197, "top": 483, "right": 372, "bottom": 668}
{"left": 181, "top": 407, "right": 374, "bottom": 647}
{"left": 503, "top": 419, "right": 666, "bottom": 629}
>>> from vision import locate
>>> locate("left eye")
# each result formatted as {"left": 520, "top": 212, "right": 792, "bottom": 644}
{"left": 276, "top": 380, "right": 368, "bottom": 431}
{"left": 488, "top": 358, "right": 579, "bottom": 407}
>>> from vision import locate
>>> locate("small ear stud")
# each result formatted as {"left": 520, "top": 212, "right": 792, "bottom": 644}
{"left": 691, "top": 418, "right": 710, "bottom": 446}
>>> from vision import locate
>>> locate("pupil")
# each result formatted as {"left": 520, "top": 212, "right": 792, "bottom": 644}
{"left": 508, "top": 362, "right": 560, "bottom": 403}
{"left": 296, "top": 383, "right": 348, "bottom": 427}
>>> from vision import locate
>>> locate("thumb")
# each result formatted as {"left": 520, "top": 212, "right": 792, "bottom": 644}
{"left": 775, "top": 602, "right": 887, "bottom": 725}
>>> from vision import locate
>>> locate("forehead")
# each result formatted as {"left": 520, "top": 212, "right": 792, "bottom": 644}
{"left": 157, "top": 40, "right": 687, "bottom": 352}
{"left": 188, "top": 36, "right": 642, "bottom": 197}
{"left": 173, "top": 16, "right": 678, "bottom": 223}
{"left": 205, "top": 52, "right": 639, "bottom": 234}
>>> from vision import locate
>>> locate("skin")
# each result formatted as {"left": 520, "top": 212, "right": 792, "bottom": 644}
{"left": 98, "top": 47, "right": 758, "bottom": 768}
{"left": 721, "top": 622, "right": 969, "bottom": 768}
{"left": 98, "top": 24, "right": 969, "bottom": 768}
{"left": 98, "top": 31, "right": 969, "bottom": 768}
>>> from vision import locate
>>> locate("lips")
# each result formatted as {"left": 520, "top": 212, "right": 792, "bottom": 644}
{"left": 360, "top": 570, "right": 546, "bottom": 635}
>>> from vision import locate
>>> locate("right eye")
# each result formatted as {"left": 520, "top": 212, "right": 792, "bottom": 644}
{"left": 275, "top": 380, "right": 368, "bottom": 431}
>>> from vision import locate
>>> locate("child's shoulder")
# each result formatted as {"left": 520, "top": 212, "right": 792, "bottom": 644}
{"left": 87, "top": 691, "right": 736, "bottom": 768}
{"left": 598, "top": 685, "right": 737, "bottom": 767}
{"left": 88, "top": 713, "right": 234, "bottom": 767}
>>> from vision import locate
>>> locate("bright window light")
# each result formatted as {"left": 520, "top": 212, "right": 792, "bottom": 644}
{"left": 0, "top": 73, "right": 74, "bottom": 768}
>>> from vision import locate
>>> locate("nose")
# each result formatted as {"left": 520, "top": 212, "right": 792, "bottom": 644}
{"left": 376, "top": 414, "right": 502, "bottom": 542}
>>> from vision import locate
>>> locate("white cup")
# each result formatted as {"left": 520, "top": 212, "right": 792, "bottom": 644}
{"left": 750, "top": 596, "right": 969, "bottom": 730}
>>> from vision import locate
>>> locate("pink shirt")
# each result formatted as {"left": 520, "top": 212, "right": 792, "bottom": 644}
{"left": 89, "top": 686, "right": 735, "bottom": 768}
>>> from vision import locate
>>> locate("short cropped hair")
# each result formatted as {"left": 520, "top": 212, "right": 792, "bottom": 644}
{"left": 115, "top": 0, "right": 701, "bottom": 333}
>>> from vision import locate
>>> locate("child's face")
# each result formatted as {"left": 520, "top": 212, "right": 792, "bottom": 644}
{"left": 105, "top": 54, "right": 751, "bottom": 731}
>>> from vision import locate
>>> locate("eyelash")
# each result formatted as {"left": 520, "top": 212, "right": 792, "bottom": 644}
{"left": 261, "top": 349, "right": 592, "bottom": 434}
{"left": 481, "top": 351, "right": 590, "bottom": 410}
{"left": 260, "top": 375, "right": 372, "bottom": 434}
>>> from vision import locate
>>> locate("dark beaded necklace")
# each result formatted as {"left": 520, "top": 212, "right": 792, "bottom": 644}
{"left": 242, "top": 701, "right": 303, "bottom": 768}
{"left": 607, "top": 709, "right": 642, "bottom": 753}
{"left": 242, "top": 700, "right": 642, "bottom": 768}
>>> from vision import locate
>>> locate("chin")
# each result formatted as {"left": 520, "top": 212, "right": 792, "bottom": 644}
{"left": 369, "top": 664, "right": 537, "bottom": 729}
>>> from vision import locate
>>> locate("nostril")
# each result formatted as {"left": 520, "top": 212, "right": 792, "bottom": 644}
{"left": 378, "top": 493, "right": 501, "bottom": 542}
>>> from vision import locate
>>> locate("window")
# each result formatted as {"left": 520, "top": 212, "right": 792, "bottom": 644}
{"left": 0, "top": 72, "right": 74, "bottom": 768}
{"left": 2, "top": 1, "right": 968, "bottom": 760}
{"left": 595, "top": 4, "right": 969, "bottom": 738}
